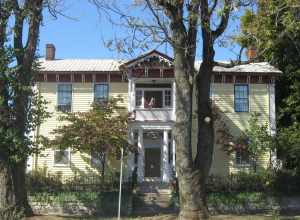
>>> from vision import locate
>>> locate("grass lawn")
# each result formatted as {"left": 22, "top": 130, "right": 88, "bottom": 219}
{"left": 26, "top": 214, "right": 300, "bottom": 220}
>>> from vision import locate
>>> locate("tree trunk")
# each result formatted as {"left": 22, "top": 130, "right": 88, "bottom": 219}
{"left": 194, "top": 31, "right": 216, "bottom": 218}
{"left": 0, "top": 156, "right": 15, "bottom": 214}
{"left": 173, "top": 46, "right": 207, "bottom": 219}
{"left": 12, "top": 161, "right": 33, "bottom": 216}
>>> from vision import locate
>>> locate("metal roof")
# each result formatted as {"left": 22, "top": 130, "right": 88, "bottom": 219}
{"left": 39, "top": 53, "right": 281, "bottom": 74}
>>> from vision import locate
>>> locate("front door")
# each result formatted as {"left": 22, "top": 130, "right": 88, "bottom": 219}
{"left": 145, "top": 148, "right": 161, "bottom": 177}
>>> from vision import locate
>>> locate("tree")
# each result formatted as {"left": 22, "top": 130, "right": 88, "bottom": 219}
{"left": 44, "top": 98, "right": 130, "bottom": 181}
{"left": 91, "top": 1, "right": 254, "bottom": 219}
{"left": 237, "top": 0, "right": 300, "bottom": 171}
{"left": 0, "top": 0, "right": 58, "bottom": 216}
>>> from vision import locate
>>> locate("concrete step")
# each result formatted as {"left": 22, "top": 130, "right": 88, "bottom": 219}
{"left": 132, "top": 181, "right": 175, "bottom": 216}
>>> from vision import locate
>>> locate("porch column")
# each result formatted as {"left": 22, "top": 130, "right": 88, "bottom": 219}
{"left": 126, "top": 129, "right": 135, "bottom": 181}
{"left": 172, "top": 80, "right": 176, "bottom": 120}
{"left": 137, "top": 128, "right": 144, "bottom": 182}
{"left": 162, "top": 130, "right": 170, "bottom": 182}
{"left": 128, "top": 77, "right": 135, "bottom": 112}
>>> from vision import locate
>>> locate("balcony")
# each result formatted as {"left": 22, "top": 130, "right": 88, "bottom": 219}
{"left": 128, "top": 81, "right": 176, "bottom": 122}
{"left": 134, "top": 108, "right": 174, "bottom": 122}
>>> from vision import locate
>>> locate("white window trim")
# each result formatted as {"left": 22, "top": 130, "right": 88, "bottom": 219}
{"left": 235, "top": 150, "right": 251, "bottom": 168}
{"left": 56, "top": 83, "right": 73, "bottom": 112}
{"left": 93, "top": 82, "right": 110, "bottom": 102}
{"left": 234, "top": 83, "right": 250, "bottom": 113}
{"left": 53, "top": 147, "right": 71, "bottom": 167}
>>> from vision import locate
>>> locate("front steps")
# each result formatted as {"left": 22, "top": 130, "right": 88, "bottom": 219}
{"left": 132, "top": 181, "right": 178, "bottom": 217}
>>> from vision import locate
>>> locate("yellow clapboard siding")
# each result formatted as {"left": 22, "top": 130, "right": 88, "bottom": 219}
{"left": 36, "top": 82, "right": 128, "bottom": 177}
{"left": 211, "top": 83, "right": 270, "bottom": 175}
{"left": 36, "top": 81, "right": 271, "bottom": 178}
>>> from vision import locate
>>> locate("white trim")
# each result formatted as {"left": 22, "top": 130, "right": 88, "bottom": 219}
{"left": 93, "top": 82, "right": 110, "bottom": 103}
{"left": 56, "top": 83, "right": 73, "bottom": 112}
{"left": 162, "top": 130, "right": 170, "bottom": 182}
{"left": 269, "top": 83, "right": 276, "bottom": 135}
{"left": 133, "top": 88, "right": 173, "bottom": 109}
{"left": 137, "top": 128, "right": 144, "bottom": 182}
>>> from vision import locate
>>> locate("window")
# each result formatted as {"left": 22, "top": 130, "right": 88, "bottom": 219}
{"left": 91, "top": 150, "right": 106, "bottom": 169}
{"left": 54, "top": 148, "right": 70, "bottom": 166}
{"left": 94, "top": 84, "right": 109, "bottom": 104}
{"left": 164, "top": 90, "right": 172, "bottom": 107}
{"left": 135, "top": 90, "right": 143, "bottom": 107}
{"left": 144, "top": 91, "right": 163, "bottom": 108}
{"left": 57, "top": 84, "right": 72, "bottom": 112}
{"left": 234, "top": 85, "right": 249, "bottom": 112}
{"left": 236, "top": 149, "right": 250, "bottom": 166}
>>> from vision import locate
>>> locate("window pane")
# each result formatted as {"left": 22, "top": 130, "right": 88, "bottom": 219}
{"left": 234, "top": 85, "right": 249, "bottom": 112}
{"left": 144, "top": 91, "right": 163, "bottom": 108}
{"left": 236, "top": 149, "right": 250, "bottom": 165}
{"left": 57, "top": 84, "right": 72, "bottom": 112}
{"left": 91, "top": 150, "right": 105, "bottom": 169}
{"left": 95, "top": 84, "right": 108, "bottom": 103}
{"left": 135, "top": 90, "right": 143, "bottom": 107}
{"left": 164, "top": 90, "right": 172, "bottom": 107}
{"left": 54, "top": 149, "right": 69, "bottom": 165}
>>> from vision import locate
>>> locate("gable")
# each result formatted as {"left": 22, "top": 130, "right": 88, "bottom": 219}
{"left": 120, "top": 50, "right": 174, "bottom": 69}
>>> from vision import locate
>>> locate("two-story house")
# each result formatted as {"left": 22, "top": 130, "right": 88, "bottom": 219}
{"left": 28, "top": 44, "right": 281, "bottom": 183}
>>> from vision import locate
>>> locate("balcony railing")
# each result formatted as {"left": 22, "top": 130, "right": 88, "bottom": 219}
{"left": 133, "top": 108, "right": 174, "bottom": 121}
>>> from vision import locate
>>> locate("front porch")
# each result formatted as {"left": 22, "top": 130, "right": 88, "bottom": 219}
{"left": 128, "top": 124, "right": 175, "bottom": 183}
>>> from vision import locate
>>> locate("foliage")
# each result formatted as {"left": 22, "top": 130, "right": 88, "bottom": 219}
{"left": 0, "top": 206, "right": 24, "bottom": 220}
{"left": 218, "top": 113, "right": 274, "bottom": 171}
{"left": 26, "top": 168, "right": 123, "bottom": 193}
{"left": 42, "top": 97, "right": 130, "bottom": 177}
{"left": 272, "top": 169, "right": 300, "bottom": 195}
{"left": 207, "top": 171, "right": 274, "bottom": 193}
{"left": 29, "top": 191, "right": 132, "bottom": 216}
{"left": 238, "top": 0, "right": 300, "bottom": 171}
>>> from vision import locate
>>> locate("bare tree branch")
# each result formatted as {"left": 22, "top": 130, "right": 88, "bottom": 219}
{"left": 212, "top": 0, "right": 231, "bottom": 40}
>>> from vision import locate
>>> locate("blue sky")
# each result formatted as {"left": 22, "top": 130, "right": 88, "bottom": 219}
{"left": 38, "top": 0, "right": 244, "bottom": 61}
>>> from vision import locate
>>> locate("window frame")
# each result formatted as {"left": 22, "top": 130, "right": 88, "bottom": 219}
{"left": 164, "top": 89, "right": 172, "bottom": 108}
{"left": 90, "top": 149, "right": 106, "bottom": 169}
{"left": 134, "top": 88, "right": 173, "bottom": 109}
{"left": 235, "top": 148, "right": 250, "bottom": 167}
{"left": 53, "top": 148, "right": 71, "bottom": 167}
{"left": 234, "top": 84, "right": 249, "bottom": 113}
{"left": 135, "top": 89, "right": 144, "bottom": 108}
{"left": 94, "top": 83, "right": 109, "bottom": 104}
{"left": 57, "top": 83, "right": 72, "bottom": 112}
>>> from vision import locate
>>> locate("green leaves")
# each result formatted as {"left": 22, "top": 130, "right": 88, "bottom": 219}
{"left": 44, "top": 98, "right": 131, "bottom": 160}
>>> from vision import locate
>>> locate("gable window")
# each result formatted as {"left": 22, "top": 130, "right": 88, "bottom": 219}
{"left": 57, "top": 84, "right": 72, "bottom": 112}
{"left": 164, "top": 90, "right": 172, "bottom": 107}
{"left": 94, "top": 84, "right": 109, "bottom": 104}
{"left": 54, "top": 148, "right": 70, "bottom": 166}
{"left": 235, "top": 149, "right": 250, "bottom": 166}
{"left": 234, "top": 84, "right": 249, "bottom": 112}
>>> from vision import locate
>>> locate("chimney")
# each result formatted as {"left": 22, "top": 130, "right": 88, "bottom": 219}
{"left": 247, "top": 46, "right": 257, "bottom": 61}
{"left": 46, "top": 44, "right": 55, "bottom": 60}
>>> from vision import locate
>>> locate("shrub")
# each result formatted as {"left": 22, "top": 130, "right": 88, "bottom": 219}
{"left": 207, "top": 171, "right": 274, "bottom": 193}
{"left": 26, "top": 168, "right": 63, "bottom": 193}
{"left": 273, "top": 169, "right": 300, "bottom": 194}
{"left": 26, "top": 167, "right": 124, "bottom": 193}
{"left": 0, "top": 207, "right": 24, "bottom": 220}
